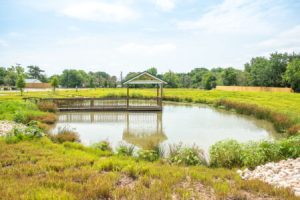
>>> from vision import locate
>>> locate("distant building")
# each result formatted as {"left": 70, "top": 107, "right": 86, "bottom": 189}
{"left": 25, "top": 79, "right": 42, "bottom": 84}
{"left": 25, "top": 79, "right": 51, "bottom": 89}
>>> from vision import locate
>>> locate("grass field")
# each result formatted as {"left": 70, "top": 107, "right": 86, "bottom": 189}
{"left": 1, "top": 88, "right": 300, "bottom": 125}
{"left": 1, "top": 137, "right": 299, "bottom": 200}
{"left": 1, "top": 89, "right": 300, "bottom": 199}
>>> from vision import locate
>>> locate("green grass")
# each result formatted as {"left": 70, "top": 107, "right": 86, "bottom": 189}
{"left": 1, "top": 88, "right": 300, "bottom": 118}
{"left": 0, "top": 137, "right": 298, "bottom": 200}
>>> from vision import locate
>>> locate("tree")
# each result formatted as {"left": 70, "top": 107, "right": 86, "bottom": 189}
{"left": 284, "top": 58, "right": 300, "bottom": 92}
{"left": 4, "top": 66, "right": 18, "bottom": 86}
{"left": 16, "top": 75, "right": 25, "bottom": 96}
{"left": 163, "top": 70, "right": 179, "bottom": 88}
{"left": 27, "top": 65, "right": 45, "bottom": 80}
{"left": 0, "top": 67, "right": 6, "bottom": 85}
{"left": 50, "top": 76, "right": 59, "bottom": 92}
{"left": 201, "top": 72, "right": 217, "bottom": 90}
{"left": 59, "top": 70, "right": 85, "bottom": 88}
{"left": 244, "top": 57, "right": 270, "bottom": 86}
{"left": 147, "top": 67, "right": 158, "bottom": 76}
{"left": 221, "top": 67, "right": 240, "bottom": 86}
{"left": 189, "top": 68, "right": 209, "bottom": 88}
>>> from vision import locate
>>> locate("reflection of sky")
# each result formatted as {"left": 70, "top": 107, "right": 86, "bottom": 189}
{"left": 52, "top": 104, "right": 277, "bottom": 154}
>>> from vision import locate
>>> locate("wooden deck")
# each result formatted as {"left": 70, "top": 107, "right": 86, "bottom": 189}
{"left": 28, "top": 97, "right": 163, "bottom": 112}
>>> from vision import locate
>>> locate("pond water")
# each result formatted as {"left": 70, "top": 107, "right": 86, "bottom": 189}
{"left": 51, "top": 103, "right": 278, "bottom": 154}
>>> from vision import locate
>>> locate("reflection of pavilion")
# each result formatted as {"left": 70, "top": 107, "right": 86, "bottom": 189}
{"left": 123, "top": 112, "right": 167, "bottom": 149}
{"left": 57, "top": 112, "right": 167, "bottom": 148}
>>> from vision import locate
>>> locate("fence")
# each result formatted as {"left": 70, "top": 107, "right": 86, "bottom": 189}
{"left": 216, "top": 86, "right": 293, "bottom": 93}
{"left": 25, "top": 83, "right": 51, "bottom": 89}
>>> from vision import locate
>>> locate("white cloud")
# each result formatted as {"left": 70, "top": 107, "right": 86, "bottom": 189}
{"left": 117, "top": 43, "right": 176, "bottom": 56}
{"left": 0, "top": 39, "right": 8, "bottom": 47}
{"left": 151, "top": 0, "right": 175, "bottom": 11}
{"left": 256, "top": 25, "right": 300, "bottom": 53}
{"left": 61, "top": 1, "right": 139, "bottom": 22}
{"left": 177, "top": 0, "right": 281, "bottom": 34}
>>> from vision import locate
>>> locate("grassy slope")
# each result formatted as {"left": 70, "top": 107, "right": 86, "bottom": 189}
{"left": 0, "top": 138, "right": 298, "bottom": 200}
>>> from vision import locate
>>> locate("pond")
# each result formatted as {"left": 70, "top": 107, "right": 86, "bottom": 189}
{"left": 51, "top": 103, "right": 278, "bottom": 154}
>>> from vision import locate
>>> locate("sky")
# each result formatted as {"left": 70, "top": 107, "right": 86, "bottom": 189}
{"left": 1, "top": 0, "right": 300, "bottom": 76}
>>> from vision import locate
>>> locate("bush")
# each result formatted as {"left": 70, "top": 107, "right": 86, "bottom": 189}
{"left": 241, "top": 142, "right": 273, "bottom": 169}
{"left": 278, "top": 135, "right": 300, "bottom": 159}
{"left": 137, "top": 149, "right": 160, "bottom": 162}
{"left": 29, "top": 113, "right": 57, "bottom": 124}
{"left": 13, "top": 110, "right": 28, "bottom": 123}
{"left": 92, "top": 141, "right": 112, "bottom": 152}
{"left": 49, "top": 127, "right": 80, "bottom": 143}
{"left": 168, "top": 144, "right": 207, "bottom": 166}
{"left": 37, "top": 101, "right": 58, "bottom": 113}
{"left": 209, "top": 140, "right": 242, "bottom": 168}
{"left": 116, "top": 143, "right": 135, "bottom": 156}
{"left": 5, "top": 121, "right": 44, "bottom": 144}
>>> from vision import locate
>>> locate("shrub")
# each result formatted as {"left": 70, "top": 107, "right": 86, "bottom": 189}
{"left": 92, "top": 141, "right": 112, "bottom": 152}
{"left": 49, "top": 127, "right": 80, "bottom": 143}
{"left": 137, "top": 150, "right": 160, "bottom": 162}
{"left": 29, "top": 113, "right": 57, "bottom": 124}
{"left": 278, "top": 135, "right": 300, "bottom": 159}
{"left": 5, "top": 121, "right": 44, "bottom": 144}
{"left": 37, "top": 101, "right": 58, "bottom": 113}
{"left": 116, "top": 143, "right": 135, "bottom": 156}
{"left": 209, "top": 140, "right": 242, "bottom": 168}
{"left": 241, "top": 142, "right": 272, "bottom": 169}
{"left": 13, "top": 110, "right": 28, "bottom": 123}
{"left": 168, "top": 144, "right": 207, "bottom": 166}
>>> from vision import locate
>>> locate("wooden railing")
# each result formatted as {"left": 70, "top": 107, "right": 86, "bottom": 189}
{"left": 26, "top": 97, "right": 163, "bottom": 111}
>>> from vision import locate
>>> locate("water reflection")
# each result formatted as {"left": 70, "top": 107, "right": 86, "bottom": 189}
{"left": 57, "top": 112, "right": 167, "bottom": 148}
{"left": 52, "top": 104, "right": 278, "bottom": 153}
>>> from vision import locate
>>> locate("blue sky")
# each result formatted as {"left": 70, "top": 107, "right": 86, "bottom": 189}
{"left": 1, "top": 0, "right": 300, "bottom": 76}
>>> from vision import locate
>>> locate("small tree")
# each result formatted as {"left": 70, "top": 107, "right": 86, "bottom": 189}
{"left": 284, "top": 58, "right": 300, "bottom": 92}
{"left": 50, "top": 76, "right": 59, "bottom": 92}
{"left": 16, "top": 75, "right": 25, "bottom": 96}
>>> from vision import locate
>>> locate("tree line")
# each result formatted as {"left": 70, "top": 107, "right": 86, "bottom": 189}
{"left": 0, "top": 52, "right": 300, "bottom": 92}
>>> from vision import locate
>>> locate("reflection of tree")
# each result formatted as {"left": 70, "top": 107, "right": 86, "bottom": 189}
{"left": 123, "top": 112, "right": 167, "bottom": 149}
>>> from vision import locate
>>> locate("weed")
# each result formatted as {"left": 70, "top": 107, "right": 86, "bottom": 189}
{"left": 49, "top": 127, "right": 80, "bottom": 143}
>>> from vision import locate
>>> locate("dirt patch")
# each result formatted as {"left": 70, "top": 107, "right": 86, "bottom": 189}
{"left": 172, "top": 176, "right": 216, "bottom": 200}
{"left": 116, "top": 175, "right": 136, "bottom": 189}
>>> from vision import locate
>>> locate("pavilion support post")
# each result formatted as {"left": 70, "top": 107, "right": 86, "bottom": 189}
{"left": 127, "top": 86, "right": 129, "bottom": 110}
{"left": 160, "top": 84, "right": 163, "bottom": 108}
{"left": 156, "top": 84, "right": 159, "bottom": 106}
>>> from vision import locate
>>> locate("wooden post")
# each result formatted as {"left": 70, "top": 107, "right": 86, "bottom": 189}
{"left": 90, "top": 99, "right": 94, "bottom": 108}
{"left": 156, "top": 84, "right": 159, "bottom": 106}
{"left": 160, "top": 84, "right": 163, "bottom": 108}
{"left": 127, "top": 86, "right": 129, "bottom": 110}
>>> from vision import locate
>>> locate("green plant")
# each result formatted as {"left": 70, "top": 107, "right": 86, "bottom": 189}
{"left": 116, "top": 143, "right": 135, "bottom": 156}
{"left": 168, "top": 144, "right": 207, "bottom": 166}
{"left": 92, "top": 140, "right": 112, "bottom": 152}
{"left": 137, "top": 149, "right": 160, "bottom": 162}
{"left": 278, "top": 135, "right": 300, "bottom": 159}
{"left": 5, "top": 121, "right": 44, "bottom": 144}
{"left": 209, "top": 140, "right": 242, "bottom": 168}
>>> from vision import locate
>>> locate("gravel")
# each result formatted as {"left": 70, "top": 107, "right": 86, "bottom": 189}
{"left": 0, "top": 120, "right": 27, "bottom": 136}
{"left": 237, "top": 158, "right": 300, "bottom": 197}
